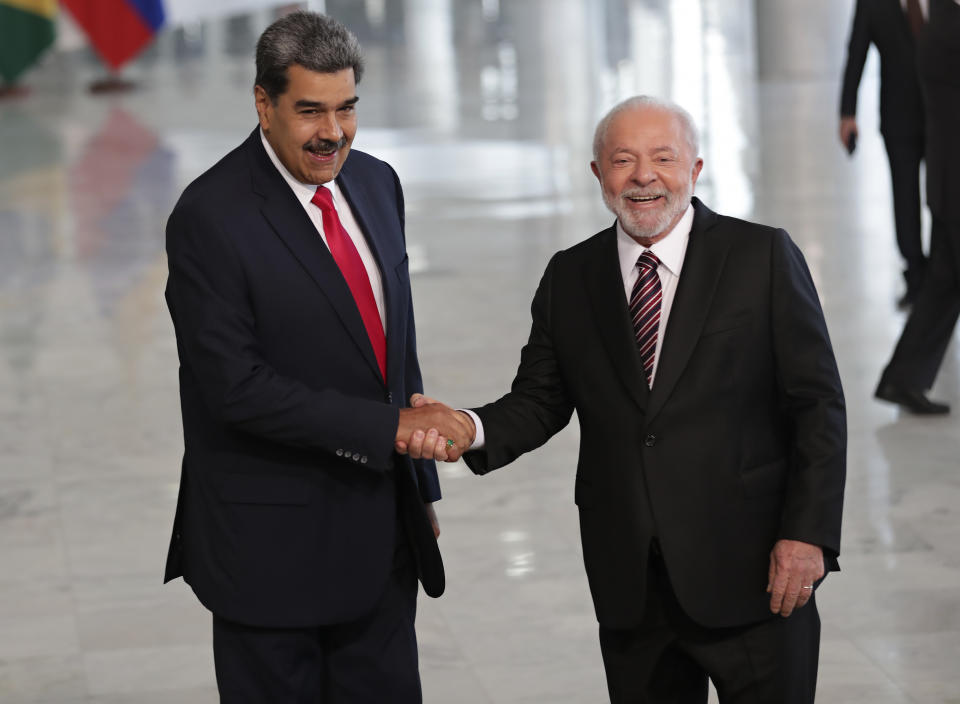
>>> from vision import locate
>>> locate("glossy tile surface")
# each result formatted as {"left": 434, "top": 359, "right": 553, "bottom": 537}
{"left": 1, "top": 0, "right": 958, "bottom": 702}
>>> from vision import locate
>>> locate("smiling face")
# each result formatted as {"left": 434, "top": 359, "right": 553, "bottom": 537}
{"left": 591, "top": 106, "right": 703, "bottom": 246}
{"left": 255, "top": 64, "right": 358, "bottom": 185}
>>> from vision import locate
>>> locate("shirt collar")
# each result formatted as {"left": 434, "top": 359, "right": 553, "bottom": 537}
{"left": 617, "top": 203, "right": 695, "bottom": 281}
{"left": 260, "top": 128, "right": 338, "bottom": 207}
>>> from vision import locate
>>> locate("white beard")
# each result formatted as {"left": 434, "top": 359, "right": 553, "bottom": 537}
{"left": 603, "top": 181, "right": 693, "bottom": 241}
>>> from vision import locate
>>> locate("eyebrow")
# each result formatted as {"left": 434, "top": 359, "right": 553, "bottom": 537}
{"left": 609, "top": 144, "right": 680, "bottom": 156}
{"left": 293, "top": 96, "right": 359, "bottom": 110}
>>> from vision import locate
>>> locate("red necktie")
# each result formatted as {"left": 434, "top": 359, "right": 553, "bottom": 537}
{"left": 311, "top": 186, "right": 387, "bottom": 382}
{"left": 629, "top": 250, "right": 662, "bottom": 388}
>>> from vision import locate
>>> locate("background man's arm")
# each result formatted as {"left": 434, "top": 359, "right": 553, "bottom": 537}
{"left": 839, "top": 0, "right": 869, "bottom": 149}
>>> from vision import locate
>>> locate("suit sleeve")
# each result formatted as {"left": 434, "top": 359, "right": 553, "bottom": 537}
{"left": 463, "top": 253, "right": 575, "bottom": 475}
{"left": 165, "top": 199, "right": 400, "bottom": 471}
{"left": 770, "top": 230, "right": 847, "bottom": 558}
{"left": 840, "top": 0, "right": 870, "bottom": 117}
{"left": 390, "top": 164, "right": 441, "bottom": 503}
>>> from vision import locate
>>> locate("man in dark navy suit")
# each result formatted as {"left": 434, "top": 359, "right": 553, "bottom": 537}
{"left": 162, "top": 11, "right": 472, "bottom": 702}
{"left": 840, "top": 0, "right": 928, "bottom": 306}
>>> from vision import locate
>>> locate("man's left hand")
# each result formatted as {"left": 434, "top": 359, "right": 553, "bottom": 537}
{"left": 767, "top": 539, "right": 824, "bottom": 617}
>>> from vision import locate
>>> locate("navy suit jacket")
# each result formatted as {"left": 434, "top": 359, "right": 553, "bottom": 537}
{"left": 840, "top": 0, "right": 925, "bottom": 137}
{"left": 465, "top": 199, "right": 846, "bottom": 630}
{"left": 163, "top": 128, "right": 443, "bottom": 628}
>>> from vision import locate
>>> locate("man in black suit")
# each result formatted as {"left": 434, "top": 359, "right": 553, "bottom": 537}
{"left": 163, "top": 11, "right": 473, "bottom": 702}
{"left": 876, "top": 0, "right": 960, "bottom": 414}
{"left": 404, "top": 97, "right": 847, "bottom": 703}
{"left": 840, "top": 0, "right": 928, "bottom": 306}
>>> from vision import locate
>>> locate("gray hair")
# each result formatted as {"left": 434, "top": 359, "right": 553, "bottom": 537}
{"left": 255, "top": 11, "right": 364, "bottom": 102}
{"left": 592, "top": 96, "right": 700, "bottom": 161}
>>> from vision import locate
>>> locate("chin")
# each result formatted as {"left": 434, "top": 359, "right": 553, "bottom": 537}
{"left": 623, "top": 218, "right": 659, "bottom": 238}
{"left": 304, "top": 167, "right": 335, "bottom": 185}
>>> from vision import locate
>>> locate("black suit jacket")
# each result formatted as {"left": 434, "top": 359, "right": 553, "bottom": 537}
{"left": 840, "top": 0, "right": 925, "bottom": 137}
{"left": 464, "top": 199, "right": 846, "bottom": 630}
{"left": 919, "top": 0, "right": 960, "bottom": 220}
{"left": 163, "top": 128, "right": 443, "bottom": 628}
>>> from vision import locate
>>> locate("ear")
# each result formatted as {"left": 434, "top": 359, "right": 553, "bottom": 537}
{"left": 690, "top": 157, "right": 704, "bottom": 187}
{"left": 590, "top": 160, "right": 601, "bottom": 182}
{"left": 254, "top": 85, "right": 271, "bottom": 132}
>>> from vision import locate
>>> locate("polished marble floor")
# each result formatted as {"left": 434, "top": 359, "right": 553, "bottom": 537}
{"left": 1, "top": 0, "right": 959, "bottom": 702}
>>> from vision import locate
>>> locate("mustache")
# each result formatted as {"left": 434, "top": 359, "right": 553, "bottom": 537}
{"left": 303, "top": 137, "right": 348, "bottom": 153}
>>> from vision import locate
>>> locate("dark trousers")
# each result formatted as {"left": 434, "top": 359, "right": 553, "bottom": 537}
{"left": 881, "top": 216, "right": 960, "bottom": 390}
{"left": 599, "top": 553, "right": 820, "bottom": 704}
{"left": 883, "top": 133, "right": 927, "bottom": 292}
{"left": 212, "top": 538, "right": 421, "bottom": 704}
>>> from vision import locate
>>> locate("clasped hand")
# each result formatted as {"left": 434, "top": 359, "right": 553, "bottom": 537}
{"left": 395, "top": 393, "right": 476, "bottom": 462}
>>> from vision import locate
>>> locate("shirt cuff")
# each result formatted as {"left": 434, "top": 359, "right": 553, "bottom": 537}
{"left": 458, "top": 409, "right": 485, "bottom": 450}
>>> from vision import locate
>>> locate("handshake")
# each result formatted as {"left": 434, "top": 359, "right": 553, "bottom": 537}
{"left": 395, "top": 393, "right": 476, "bottom": 462}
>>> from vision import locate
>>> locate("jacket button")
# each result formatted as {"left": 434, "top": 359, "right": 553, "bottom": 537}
{"left": 644, "top": 434, "right": 657, "bottom": 447}
{"left": 360, "top": 456, "right": 368, "bottom": 464}
{"left": 386, "top": 392, "right": 393, "bottom": 403}
{"left": 336, "top": 449, "right": 344, "bottom": 457}
{"left": 352, "top": 453, "right": 361, "bottom": 461}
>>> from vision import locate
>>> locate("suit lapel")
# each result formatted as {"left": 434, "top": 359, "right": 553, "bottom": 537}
{"left": 646, "top": 198, "right": 729, "bottom": 423}
{"left": 247, "top": 132, "right": 384, "bottom": 384}
{"left": 584, "top": 225, "right": 649, "bottom": 410}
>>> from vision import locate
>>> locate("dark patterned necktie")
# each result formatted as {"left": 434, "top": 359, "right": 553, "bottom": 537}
{"left": 629, "top": 250, "right": 662, "bottom": 387}
{"left": 906, "top": 0, "right": 925, "bottom": 38}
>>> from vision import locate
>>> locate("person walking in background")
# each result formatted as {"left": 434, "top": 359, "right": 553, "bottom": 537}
{"left": 840, "top": 0, "right": 928, "bottom": 307}
{"left": 876, "top": 0, "right": 960, "bottom": 415}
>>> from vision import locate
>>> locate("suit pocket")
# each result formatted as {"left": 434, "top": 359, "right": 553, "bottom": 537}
{"left": 218, "top": 473, "right": 313, "bottom": 505}
{"left": 740, "top": 458, "right": 787, "bottom": 499}
{"left": 701, "top": 311, "right": 752, "bottom": 337}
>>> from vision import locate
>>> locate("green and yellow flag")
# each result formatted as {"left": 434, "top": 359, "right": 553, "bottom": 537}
{"left": 0, "top": 0, "right": 56, "bottom": 85}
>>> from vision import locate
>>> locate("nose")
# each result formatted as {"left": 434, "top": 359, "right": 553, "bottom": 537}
{"left": 630, "top": 158, "right": 656, "bottom": 185}
{"left": 316, "top": 111, "right": 343, "bottom": 143}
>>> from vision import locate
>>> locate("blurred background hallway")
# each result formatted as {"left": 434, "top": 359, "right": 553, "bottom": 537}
{"left": 1, "top": 1, "right": 958, "bottom": 701}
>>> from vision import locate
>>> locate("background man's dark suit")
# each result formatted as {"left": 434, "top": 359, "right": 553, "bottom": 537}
{"left": 878, "top": 0, "right": 960, "bottom": 401}
{"left": 464, "top": 197, "right": 846, "bottom": 693}
{"left": 163, "top": 128, "right": 443, "bottom": 632}
{"left": 840, "top": 0, "right": 927, "bottom": 299}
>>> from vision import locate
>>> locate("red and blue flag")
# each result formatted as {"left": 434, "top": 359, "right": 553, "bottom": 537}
{"left": 61, "top": 0, "right": 165, "bottom": 71}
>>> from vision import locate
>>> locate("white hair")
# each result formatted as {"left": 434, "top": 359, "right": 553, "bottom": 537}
{"left": 592, "top": 96, "right": 700, "bottom": 161}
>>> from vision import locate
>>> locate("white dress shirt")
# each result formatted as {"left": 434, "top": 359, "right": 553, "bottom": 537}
{"left": 466, "top": 203, "right": 696, "bottom": 450}
{"left": 260, "top": 130, "right": 387, "bottom": 332}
